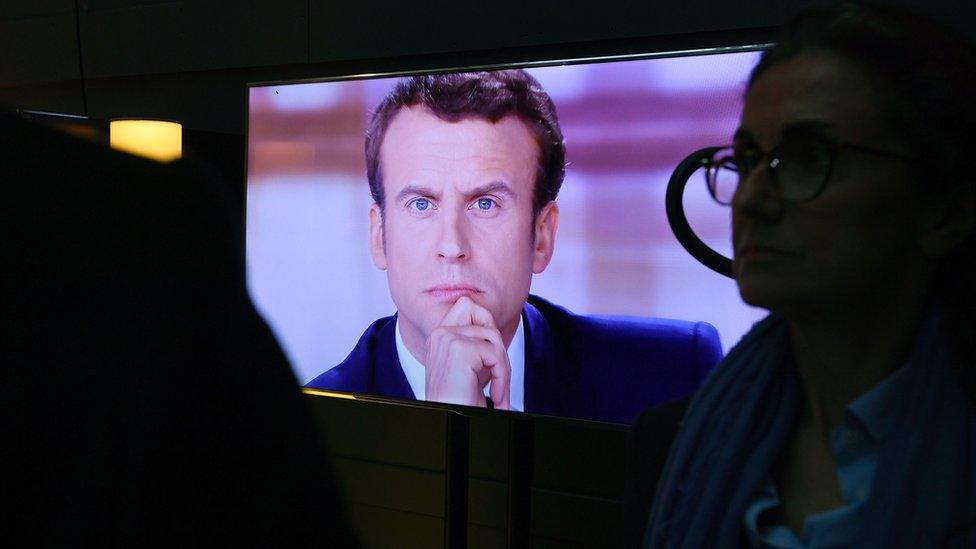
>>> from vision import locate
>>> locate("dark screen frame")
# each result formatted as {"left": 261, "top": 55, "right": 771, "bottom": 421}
{"left": 244, "top": 27, "right": 773, "bottom": 426}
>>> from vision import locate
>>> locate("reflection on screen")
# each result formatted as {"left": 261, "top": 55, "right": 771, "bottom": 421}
{"left": 246, "top": 51, "right": 767, "bottom": 423}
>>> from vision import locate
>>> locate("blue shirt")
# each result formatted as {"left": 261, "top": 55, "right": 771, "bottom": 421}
{"left": 743, "top": 367, "right": 907, "bottom": 547}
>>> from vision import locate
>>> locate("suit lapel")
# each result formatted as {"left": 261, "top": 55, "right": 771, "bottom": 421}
{"left": 523, "top": 300, "right": 564, "bottom": 416}
{"left": 370, "top": 314, "right": 416, "bottom": 400}
{"left": 523, "top": 297, "right": 595, "bottom": 421}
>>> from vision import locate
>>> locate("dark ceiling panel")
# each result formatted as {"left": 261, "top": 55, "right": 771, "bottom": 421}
{"left": 308, "top": 0, "right": 797, "bottom": 63}
{"left": 0, "top": 13, "right": 81, "bottom": 85}
{"left": 309, "top": 0, "right": 976, "bottom": 64}
{"left": 80, "top": 0, "right": 306, "bottom": 78}
{"left": 83, "top": 0, "right": 179, "bottom": 9}
{"left": 0, "top": 0, "right": 74, "bottom": 20}
{"left": 4, "top": 0, "right": 973, "bottom": 136}
{"left": 178, "top": 0, "right": 307, "bottom": 69}
{"left": 80, "top": 2, "right": 184, "bottom": 76}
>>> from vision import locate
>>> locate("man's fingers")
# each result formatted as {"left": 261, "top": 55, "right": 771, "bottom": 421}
{"left": 429, "top": 327, "right": 506, "bottom": 373}
{"left": 428, "top": 327, "right": 509, "bottom": 383}
{"left": 427, "top": 325, "right": 498, "bottom": 350}
{"left": 425, "top": 316, "right": 511, "bottom": 410}
{"left": 440, "top": 297, "right": 475, "bottom": 327}
{"left": 488, "top": 352, "right": 511, "bottom": 410}
{"left": 437, "top": 325, "right": 504, "bottom": 348}
{"left": 440, "top": 296, "right": 496, "bottom": 328}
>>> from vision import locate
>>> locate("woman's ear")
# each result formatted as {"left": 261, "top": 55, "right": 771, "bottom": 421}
{"left": 532, "top": 201, "right": 559, "bottom": 274}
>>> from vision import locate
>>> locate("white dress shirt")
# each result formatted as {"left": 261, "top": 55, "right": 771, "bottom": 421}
{"left": 395, "top": 315, "right": 525, "bottom": 412}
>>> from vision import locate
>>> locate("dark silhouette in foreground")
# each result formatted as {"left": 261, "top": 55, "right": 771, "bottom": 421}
{"left": 4, "top": 112, "right": 358, "bottom": 546}
{"left": 646, "top": 3, "right": 976, "bottom": 546}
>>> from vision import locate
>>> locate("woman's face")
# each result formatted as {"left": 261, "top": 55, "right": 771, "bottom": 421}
{"left": 732, "top": 51, "right": 928, "bottom": 316}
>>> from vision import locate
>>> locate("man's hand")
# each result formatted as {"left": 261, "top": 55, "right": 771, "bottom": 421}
{"left": 425, "top": 297, "right": 511, "bottom": 409}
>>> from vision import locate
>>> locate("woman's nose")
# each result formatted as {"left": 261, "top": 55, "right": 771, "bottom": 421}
{"left": 732, "top": 164, "right": 784, "bottom": 221}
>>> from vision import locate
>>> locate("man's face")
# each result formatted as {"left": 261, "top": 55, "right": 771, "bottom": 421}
{"left": 369, "top": 105, "right": 558, "bottom": 348}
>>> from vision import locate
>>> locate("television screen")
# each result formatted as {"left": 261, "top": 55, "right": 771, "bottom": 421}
{"left": 246, "top": 48, "right": 767, "bottom": 423}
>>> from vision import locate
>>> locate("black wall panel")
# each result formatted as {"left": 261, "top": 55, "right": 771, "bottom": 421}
{"left": 3, "top": 0, "right": 975, "bottom": 130}
{"left": 79, "top": 0, "right": 308, "bottom": 77}
{"left": 0, "top": 4, "right": 79, "bottom": 85}
{"left": 307, "top": 0, "right": 803, "bottom": 63}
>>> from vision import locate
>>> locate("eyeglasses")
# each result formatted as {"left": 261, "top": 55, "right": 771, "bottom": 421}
{"left": 704, "top": 137, "right": 914, "bottom": 205}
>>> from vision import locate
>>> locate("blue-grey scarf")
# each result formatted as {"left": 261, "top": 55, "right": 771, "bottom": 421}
{"left": 645, "top": 314, "right": 976, "bottom": 548}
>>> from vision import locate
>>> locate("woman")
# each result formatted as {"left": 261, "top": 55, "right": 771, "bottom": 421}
{"left": 646, "top": 3, "right": 976, "bottom": 547}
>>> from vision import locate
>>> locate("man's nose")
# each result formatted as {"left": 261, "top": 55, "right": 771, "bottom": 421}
{"left": 436, "top": 209, "right": 469, "bottom": 262}
{"left": 731, "top": 165, "right": 784, "bottom": 221}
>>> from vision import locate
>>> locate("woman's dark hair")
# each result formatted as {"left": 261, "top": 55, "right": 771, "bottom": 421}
{"left": 750, "top": 2, "right": 976, "bottom": 392}
{"left": 365, "top": 70, "right": 565, "bottom": 219}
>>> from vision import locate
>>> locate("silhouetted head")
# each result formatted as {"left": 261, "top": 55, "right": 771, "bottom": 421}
{"left": 730, "top": 3, "right": 975, "bottom": 340}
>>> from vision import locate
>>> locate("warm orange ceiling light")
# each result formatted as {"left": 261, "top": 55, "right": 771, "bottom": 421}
{"left": 110, "top": 119, "right": 182, "bottom": 162}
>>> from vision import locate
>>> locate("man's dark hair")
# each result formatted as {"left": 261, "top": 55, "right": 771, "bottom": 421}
{"left": 365, "top": 70, "right": 565, "bottom": 218}
{"left": 750, "top": 2, "right": 976, "bottom": 398}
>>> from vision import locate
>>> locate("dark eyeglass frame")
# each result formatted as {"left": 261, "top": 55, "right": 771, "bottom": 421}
{"left": 704, "top": 139, "right": 915, "bottom": 205}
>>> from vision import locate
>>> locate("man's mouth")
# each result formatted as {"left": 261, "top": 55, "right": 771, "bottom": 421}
{"left": 425, "top": 285, "right": 483, "bottom": 302}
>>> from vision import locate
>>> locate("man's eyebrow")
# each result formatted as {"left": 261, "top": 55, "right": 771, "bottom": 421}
{"left": 392, "top": 181, "right": 517, "bottom": 204}
{"left": 469, "top": 181, "right": 517, "bottom": 199}
{"left": 393, "top": 185, "right": 437, "bottom": 204}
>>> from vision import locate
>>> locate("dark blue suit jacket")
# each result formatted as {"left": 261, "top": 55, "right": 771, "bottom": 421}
{"left": 306, "top": 295, "right": 722, "bottom": 423}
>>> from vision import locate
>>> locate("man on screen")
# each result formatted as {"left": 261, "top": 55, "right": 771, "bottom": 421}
{"left": 306, "top": 70, "right": 722, "bottom": 423}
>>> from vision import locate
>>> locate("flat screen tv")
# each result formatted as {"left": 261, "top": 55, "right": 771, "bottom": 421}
{"left": 246, "top": 42, "right": 767, "bottom": 424}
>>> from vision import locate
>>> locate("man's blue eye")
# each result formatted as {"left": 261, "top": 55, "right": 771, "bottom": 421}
{"left": 411, "top": 198, "right": 430, "bottom": 212}
{"left": 476, "top": 198, "right": 495, "bottom": 210}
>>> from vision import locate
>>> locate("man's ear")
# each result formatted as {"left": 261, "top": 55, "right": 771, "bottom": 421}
{"left": 368, "top": 203, "right": 388, "bottom": 270}
{"left": 918, "top": 188, "right": 975, "bottom": 257}
{"left": 532, "top": 201, "right": 559, "bottom": 274}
